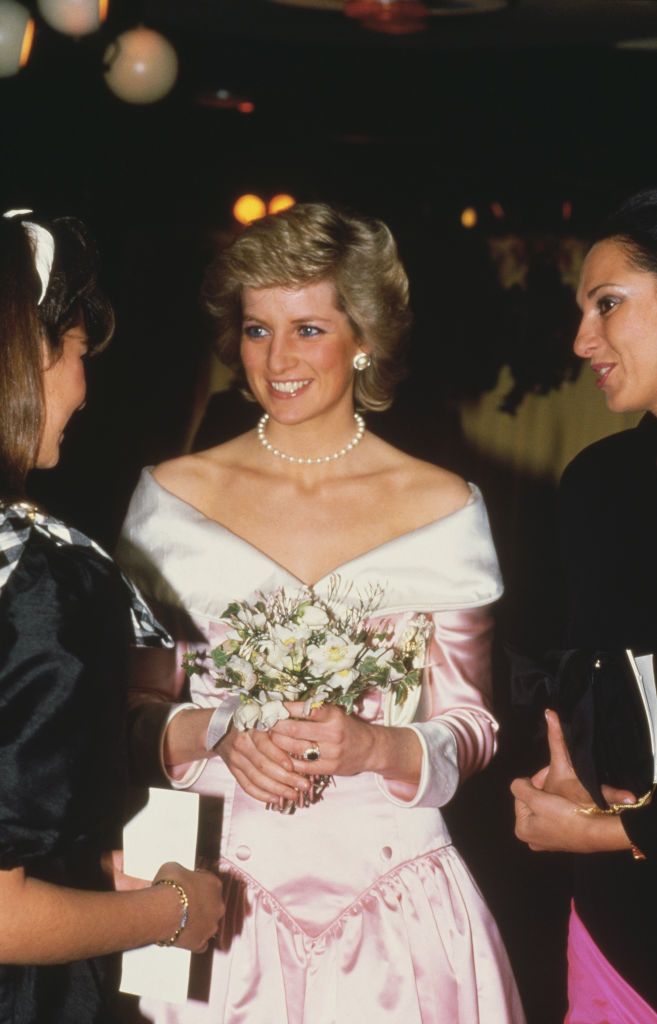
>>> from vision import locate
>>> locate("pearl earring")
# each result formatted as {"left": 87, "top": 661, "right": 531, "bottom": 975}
{"left": 353, "top": 352, "right": 371, "bottom": 371}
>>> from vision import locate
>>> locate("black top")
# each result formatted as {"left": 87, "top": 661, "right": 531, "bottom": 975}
{"left": 559, "top": 413, "right": 657, "bottom": 1005}
{"left": 0, "top": 525, "right": 143, "bottom": 1023}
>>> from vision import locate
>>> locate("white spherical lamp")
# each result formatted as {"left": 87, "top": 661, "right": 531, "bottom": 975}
{"left": 104, "top": 26, "right": 178, "bottom": 104}
{"left": 0, "top": 1, "right": 34, "bottom": 77}
{"left": 37, "top": 0, "right": 108, "bottom": 37}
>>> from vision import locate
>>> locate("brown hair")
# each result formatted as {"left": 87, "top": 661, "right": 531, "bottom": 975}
{"left": 0, "top": 215, "right": 114, "bottom": 500}
{"left": 203, "top": 203, "right": 411, "bottom": 411}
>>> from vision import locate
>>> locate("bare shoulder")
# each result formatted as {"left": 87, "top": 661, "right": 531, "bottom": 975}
{"left": 152, "top": 433, "right": 252, "bottom": 498}
{"left": 402, "top": 457, "right": 471, "bottom": 521}
{"left": 368, "top": 437, "right": 471, "bottom": 523}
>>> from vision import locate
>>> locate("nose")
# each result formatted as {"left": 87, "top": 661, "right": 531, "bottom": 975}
{"left": 266, "top": 331, "right": 297, "bottom": 374}
{"left": 573, "top": 313, "right": 599, "bottom": 359}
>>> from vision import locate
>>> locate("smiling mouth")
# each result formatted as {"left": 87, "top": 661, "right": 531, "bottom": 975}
{"left": 592, "top": 364, "right": 615, "bottom": 388}
{"left": 269, "top": 379, "right": 312, "bottom": 396}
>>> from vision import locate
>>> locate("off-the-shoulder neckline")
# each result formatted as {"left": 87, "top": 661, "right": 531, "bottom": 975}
{"left": 139, "top": 468, "right": 482, "bottom": 589}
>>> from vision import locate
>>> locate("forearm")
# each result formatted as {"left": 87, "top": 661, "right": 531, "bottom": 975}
{"left": 162, "top": 706, "right": 214, "bottom": 765}
{"left": 366, "top": 725, "right": 423, "bottom": 786}
{"left": 0, "top": 871, "right": 183, "bottom": 965}
{"left": 579, "top": 811, "right": 633, "bottom": 854}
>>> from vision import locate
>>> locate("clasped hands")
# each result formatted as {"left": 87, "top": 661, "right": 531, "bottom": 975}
{"left": 511, "top": 709, "right": 635, "bottom": 854}
{"left": 216, "top": 702, "right": 377, "bottom": 805}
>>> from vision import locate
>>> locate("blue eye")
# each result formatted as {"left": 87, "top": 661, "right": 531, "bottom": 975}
{"left": 298, "top": 325, "right": 322, "bottom": 338}
{"left": 243, "top": 324, "right": 268, "bottom": 339}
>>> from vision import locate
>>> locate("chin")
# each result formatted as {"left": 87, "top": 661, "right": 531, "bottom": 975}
{"left": 35, "top": 449, "right": 61, "bottom": 470}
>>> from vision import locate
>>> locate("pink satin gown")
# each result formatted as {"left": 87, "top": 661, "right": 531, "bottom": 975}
{"left": 118, "top": 471, "right": 525, "bottom": 1024}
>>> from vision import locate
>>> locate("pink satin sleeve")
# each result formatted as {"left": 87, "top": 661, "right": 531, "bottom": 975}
{"left": 380, "top": 605, "right": 498, "bottom": 809}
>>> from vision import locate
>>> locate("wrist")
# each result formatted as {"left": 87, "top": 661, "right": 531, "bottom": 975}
{"left": 577, "top": 810, "right": 632, "bottom": 853}
{"left": 164, "top": 706, "right": 212, "bottom": 764}
{"left": 152, "top": 878, "right": 189, "bottom": 947}
{"left": 365, "top": 724, "right": 393, "bottom": 776}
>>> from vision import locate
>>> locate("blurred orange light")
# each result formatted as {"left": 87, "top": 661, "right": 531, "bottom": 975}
{"left": 562, "top": 199, "right": 572, "bottom": 221}
{"left": 19, "top": 16, "right": 34, "bottom": 67}
{"left": 490, "top": 201, "right": 505, "bottom": 220}
{"left": 99, "top": 0, "right": 109, "bottom": 23}
{"left": 268, "top": 194, "right": 296, "bottom": 215}
{"left": 461, "top": 207, "right": 477, "bottom": 229}
{"left": 233, "top": 194, "right": 267, "bottom": 225}
{"left": 237, "top": 100, "right": 255, "bottom": 114}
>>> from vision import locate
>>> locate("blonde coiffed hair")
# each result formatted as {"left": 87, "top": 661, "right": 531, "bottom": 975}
{"left": 203, "top": 203, "right": 412, "bottom": 411}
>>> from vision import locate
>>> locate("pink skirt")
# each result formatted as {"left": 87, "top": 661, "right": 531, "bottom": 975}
{"left": 566, "top": 901, "right": 657, "bottom": 1024}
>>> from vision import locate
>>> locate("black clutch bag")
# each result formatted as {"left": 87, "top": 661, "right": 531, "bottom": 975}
{"left": 510, "top": 647, "right": 656, "bottom": 809}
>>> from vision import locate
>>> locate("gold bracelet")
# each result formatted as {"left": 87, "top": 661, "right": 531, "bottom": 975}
{"left": 630, "top": 842, "right": 647, "bottom": 862}
{"left": 153, "top": 878, "right": 190, "bottom": 947}
{"left": 578, "top": 785, "right": 655, "bottom": 816}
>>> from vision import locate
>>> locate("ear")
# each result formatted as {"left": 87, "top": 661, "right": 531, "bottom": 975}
{"left": 39, "top": 335, "right": 52, "bottom": 371}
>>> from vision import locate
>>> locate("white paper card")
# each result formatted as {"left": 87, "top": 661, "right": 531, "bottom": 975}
{"left": 627, "top": 651, "right": 657, "bottom": 784}
{"left": 120, "top": 788, "right": 200, "bottom": 1004}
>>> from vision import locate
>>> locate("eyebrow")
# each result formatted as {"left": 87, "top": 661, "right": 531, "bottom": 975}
{"left": 242, "top": 314, "right": 335, "bottom": 324}
{"left": 586, "top": 282, "right": 623, "bottom": 299}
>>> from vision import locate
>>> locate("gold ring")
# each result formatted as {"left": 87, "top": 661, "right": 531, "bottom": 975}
{"left": 302, "top": 743, "right": 320, "bottom": 762}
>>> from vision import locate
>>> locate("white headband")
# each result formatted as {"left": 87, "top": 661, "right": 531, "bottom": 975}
{"left": 3, "top": 208, "right": 55, "bottom": 305}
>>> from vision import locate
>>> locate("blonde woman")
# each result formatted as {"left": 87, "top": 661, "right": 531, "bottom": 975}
{"left": 120, "top": 203, "right": 525, "bottom": 1023}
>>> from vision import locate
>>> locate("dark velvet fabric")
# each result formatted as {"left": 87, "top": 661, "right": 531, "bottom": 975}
{"left": 559, "top": 412, "right": 657, "bottom": 1007}
{"left": 510, "top": 646, "right": 654, "bottom": 808}
{"left": 0, "top": 529, "right": 134, "bottom": 1023}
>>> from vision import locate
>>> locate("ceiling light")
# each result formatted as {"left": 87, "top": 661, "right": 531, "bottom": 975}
{"left": 37, "top": 0, "right": 108, "bottom": 37}
{"left": 104, "top": 26, "right": 178, "bottom": 104}
{"left": 0, "top": 1, "right": 34, "bottom": 77}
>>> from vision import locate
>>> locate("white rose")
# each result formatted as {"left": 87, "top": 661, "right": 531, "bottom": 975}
{"left": 327, "top": 667, "right": 358, "bottom": 692}
{"left": 261, "top": 638, "right": 295, "bottom": 672}
{"left": 271, "top": 622, "right": 310, "bottom": 645}
{"left": 302, "top": 684, "right": 333, "bottom": 717}
{"left": 233, "top": 701, "right": 261, "bottom": 731}
{"left": 253, "top": 649, "right": 282, "bottom": 678}
{"left": 307, "top": 633, "right": 362, "bottom": 675}
{"left": 297, "top": 603, "right": 329, "bottom": 628}
{"left": 226, "top": 655, "right": 257, "bottom": 691}
{"left": 281, "top": 682, "right": 302, "bottom": 699}
{"left": 257, "top": 700, "right": 290, "bottom": 731}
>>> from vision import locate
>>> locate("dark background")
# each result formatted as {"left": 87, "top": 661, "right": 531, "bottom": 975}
{"left": 6, "top": 2, "right": 657, "bottom": 1020}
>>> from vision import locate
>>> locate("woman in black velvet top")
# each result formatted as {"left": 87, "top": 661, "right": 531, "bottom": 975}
{"left": 0, "top": 212, "right": 224, "bottom": 1024}
{"left": 512, "top": 190, "right": 657, "bottom": 1022}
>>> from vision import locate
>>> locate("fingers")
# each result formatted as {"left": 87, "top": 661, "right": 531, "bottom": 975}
{"left": 225, "top": 730, "right": 308, "bottom": 802}
{"left": 601, "top": 784, "right": 637, "bottom": 806}
{"left": 510, "top": 776, "right": 537, "bottom": 803}
{"left": 545, "top": 709, "right": 575, "bottom": 775}
{"left": 530, "top": 765, "right": 550, "bottom": 789}
{"left": 283, "top": 701, "right": 323, "bottom": 719}
{"left": 249, "top": 728, "right": 295, "bottom": 772}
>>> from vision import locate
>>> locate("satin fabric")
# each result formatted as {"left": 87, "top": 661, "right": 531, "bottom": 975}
{"left": 118, "top": 472, "right": 525, "bottom": 1024}
{"left": 0, "top": 523, "right": 142, "bottom": 1023}
{"left": 566, "top": 903, "right": 657, "bottom": 1024}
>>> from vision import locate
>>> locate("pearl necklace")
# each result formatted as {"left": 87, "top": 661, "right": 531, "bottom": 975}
{"left": 256, "top": 412, "right": 365, "bottom": 465}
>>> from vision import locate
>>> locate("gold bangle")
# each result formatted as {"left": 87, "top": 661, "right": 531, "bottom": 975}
{"left": 578, "top": 785, "right": 655, "bottom": 816}
{"left": 153, "top": 878, "right": 190, "bottom": 947}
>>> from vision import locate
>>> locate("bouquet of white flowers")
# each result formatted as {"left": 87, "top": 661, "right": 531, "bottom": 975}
{"left": 183, "top": 578, "right": 432, "bottom": 810}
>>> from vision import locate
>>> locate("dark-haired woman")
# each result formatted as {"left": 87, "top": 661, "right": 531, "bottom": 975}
{"left": 512, "top": 189, "right": 657, "bottom": 1022}
{"left": 119, "top": 203, "right": 524, "bottom": 1023}
{"left": 0, "top": 211, "right": 224, "bottom": 1024}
